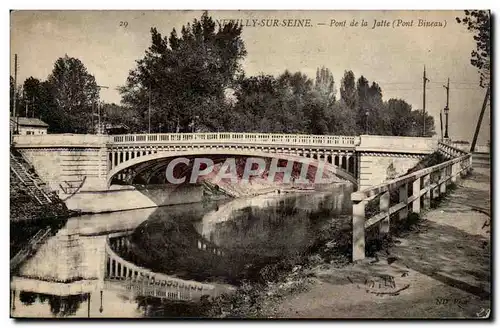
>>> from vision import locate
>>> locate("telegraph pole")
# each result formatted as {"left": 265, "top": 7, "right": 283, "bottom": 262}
{"left": 148, "top": 83, "right": 151, "bottom": 134}
{"left": 422, "top": 66, "right": 430, "bottom": 137}
{"left": 24, "top": 89, "right": 28, "bottom": 117}
{"left": 96, "top": 85, "right": 109, "bottom": 134}
{"left": 439, "top": 110, "right": 444, "bottom": 139}
{"left": 470, "top": 85, "right": 490, "bottom": 153}
{"left": 443, "top": 78, "right": 450, "bottom": 139}
{"left": 13, "top": 54, "right": 18, "bottom": 134}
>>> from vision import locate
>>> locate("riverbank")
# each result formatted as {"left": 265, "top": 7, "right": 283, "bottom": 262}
{"left": 209, "top": 166, "right": 490, "bottom": 319}
{"left": 195, "top": 150, "right": 467, "bottom": 318}
{"left": 197, "top": 207, "right": 422, "bottom": 318}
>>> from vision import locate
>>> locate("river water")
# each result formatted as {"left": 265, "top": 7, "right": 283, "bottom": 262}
{"left": 11, "top": 183, "right": 353, "bottom": 318}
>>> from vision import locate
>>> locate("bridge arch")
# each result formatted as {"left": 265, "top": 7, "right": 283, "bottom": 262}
{"left": 106, "top": 149, "right": 357, "bottom": 188}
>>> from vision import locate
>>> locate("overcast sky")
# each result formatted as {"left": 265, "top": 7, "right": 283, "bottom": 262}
{"left": 10, "top": 10, "right": 490, "bottom": 144}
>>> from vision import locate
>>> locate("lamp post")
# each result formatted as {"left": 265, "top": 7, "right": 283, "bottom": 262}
{"left": 443, "top": 78, "right": 450, "bottom": 140}
{"left": 444, "top": 106, "right": 449, "bottom": 139}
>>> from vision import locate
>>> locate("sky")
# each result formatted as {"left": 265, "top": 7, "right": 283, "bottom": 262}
{"left": 10, "top": 10, "right": 490, "bottom": 144}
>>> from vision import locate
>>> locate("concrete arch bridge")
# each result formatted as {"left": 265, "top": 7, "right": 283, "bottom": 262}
{"left": 13, "top": 133, "right": 438, "bottom": 212}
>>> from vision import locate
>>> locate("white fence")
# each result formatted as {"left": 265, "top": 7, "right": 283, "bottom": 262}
{"left": 350, "top": 143, "right": 473, "bottom": 261}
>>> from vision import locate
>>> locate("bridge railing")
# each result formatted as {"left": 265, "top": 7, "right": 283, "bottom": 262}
{"left": 350, "top": 151, "right": 472, "bottom": 261}
{"left": 438, "top": 140, "right": 469, "bottom": 158}
{"left": 111, "top": 133, "right": 357, "bottom": 147}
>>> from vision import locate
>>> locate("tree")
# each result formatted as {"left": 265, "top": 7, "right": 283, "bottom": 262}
{"left": 355, "top": 76, "right": 370, "bottom": 133}
{"left": 340, "top": 70, "right": 356, "bottom": 111}
{"left": 366, "top": 82, "right": 390, "bottom": 135}
{"left": 101, "top": 103, "right": 141, "bottom": 132}
{"left": 46, "top": 55, "right": 99, "bottom": 133}
{"left": 326, "top": 101, "right": 357, "bottom": 135}
{"left": 19, "top": 77, "right": 42, "bottom": 118}
{"left": 120, "top": 12, "right": 247, "bottom": 133}
{"left": 385, "top": 98, "right": 413, "bottom": 136}
{"left": 411, "top": 109, "right": 436, "bottom": 137}
{"left": 314, "top": 66, "right": 336, "bottom": 105}
{"left": 456, "top": 10, "right": 491, "bottom": 87}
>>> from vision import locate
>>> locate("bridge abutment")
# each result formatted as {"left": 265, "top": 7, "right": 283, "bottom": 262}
{"left": 356, "top": 135, "right": 438, "bottom": 190}
{"left": 13, "top": 135, "right": 110, "bottom": 195}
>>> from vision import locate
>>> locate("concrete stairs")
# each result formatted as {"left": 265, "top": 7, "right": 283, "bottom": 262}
{"left": 10, "top": 151, "right": 57, "bottom": 206}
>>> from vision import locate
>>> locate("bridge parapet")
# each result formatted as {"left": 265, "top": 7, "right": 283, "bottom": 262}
{"left": 111, "top": 132, "right": 358, "bottom": 148}
{"left": 13, "top": 134, "right": 109, "bottom": 148}
{"left": 356, "top": 135, "right": 438, "bottom": 154}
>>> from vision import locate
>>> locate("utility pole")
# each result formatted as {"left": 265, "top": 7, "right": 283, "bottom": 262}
{"left": 422, "top": 65, "right": 430, "bottom": 137}
{"left": 24, "top": 89, "right": 28, "bottom": 117}
{"left": 439, "top": 110, "right": 444, "bottom": 139}
{"left": 13, "top": 54, "right": 18, "bottom": 134}
{"left": 96, "top": 85, "right": 109, "bottom": 134}
{"left": 148, "top": 83, "right": 151, "bottom": 134}
{"left": 443, "top": 78, "right": 450, "bottom": 139}
{"left": 470, "top": 85, "right": 490, "bottom": 153}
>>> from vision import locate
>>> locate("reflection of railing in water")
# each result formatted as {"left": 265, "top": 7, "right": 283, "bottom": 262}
{"left": 105, "top": 235, "right": 230, "bottom": 302}
{"left": 109, "top": 232, "right": 225, "bottom": 258}
{"left": 105, "top": 279, "right": 207, "bottom": 303}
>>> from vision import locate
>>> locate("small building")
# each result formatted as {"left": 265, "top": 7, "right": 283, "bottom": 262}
{"left": 10, "top": 117, "right": 49, "bottom": 135}
{"left": 104, "top": 123, "right": 130, "bottom": 135}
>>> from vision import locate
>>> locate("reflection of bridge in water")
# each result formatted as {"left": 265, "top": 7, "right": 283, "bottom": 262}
{"left": 105, "top": 232, "right": 229, "bottom": 303}
{"left": 10, "top": 204, "right": 235, "bottom": 317}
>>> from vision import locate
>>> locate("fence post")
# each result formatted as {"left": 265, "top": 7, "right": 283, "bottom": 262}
{"left": 352, "top": 200, "right": 366, "bottom": 261}
{"left": 451, "top": 162, "right": 459, "bottom": 183}
{"left": 440, "top": 168, "right": 447, "bottom": 194}
{"left": 379, "top": 191, "right": 390, "bottom": 234}
{"left": 412, "top": 177, "right": 421, "bottom": 213}
{"left": 432, "top": 172, "right": 440, "bottom": 199}
{"left": 423, "top": 174, "right": 431, "bottom": 209}
{"left": 399, "top": 182, "right": 408, "bottom": 220}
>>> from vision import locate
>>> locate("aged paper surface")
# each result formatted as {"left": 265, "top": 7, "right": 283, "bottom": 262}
{"left": 10, "top": 10, "right": 490, "bottom": 319}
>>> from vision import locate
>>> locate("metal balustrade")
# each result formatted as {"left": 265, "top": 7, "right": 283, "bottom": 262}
{"left": 350, "top": 146, "right": 473, "bottom": 261}
{"left": 111, "top": 133, "right": 357, "bottom": 147}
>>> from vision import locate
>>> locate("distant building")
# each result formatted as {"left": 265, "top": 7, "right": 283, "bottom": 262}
{"left": 103, "top": 123, "right": 130, "bottom": 135}
{"left": 10, "top": 117, "right": 49, "bottom": 135}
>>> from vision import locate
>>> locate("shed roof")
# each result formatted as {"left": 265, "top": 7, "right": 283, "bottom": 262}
{"left": 10, "top": 117, "right": 49, "bottom": 127}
